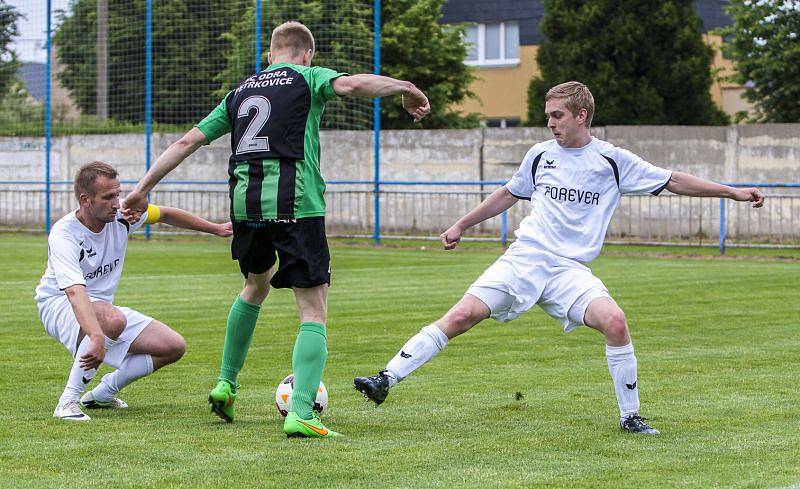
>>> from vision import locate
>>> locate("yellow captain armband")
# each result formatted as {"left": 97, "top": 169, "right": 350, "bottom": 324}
{"left": 144, "top": 204, "right": 161, "bottom": 224}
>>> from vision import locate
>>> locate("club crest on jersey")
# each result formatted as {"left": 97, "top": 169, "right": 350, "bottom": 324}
{"left": 79, "top": 240, "right": 96, "bottom": 259}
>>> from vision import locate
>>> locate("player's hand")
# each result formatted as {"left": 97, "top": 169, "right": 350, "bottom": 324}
{"left": 80, "top": 335, "right": 105, "bottom": 370}
{"left": 440, "top": 225, "right": 463, "bottom": 250}
{"left": 216, "top": 221, "right": 233, "bottom": 237}
{"left": 402, "top": 86, "right": 430, "bottom": 123}
{"left": 123, "top": 190, "right": 149, "bottom": 214}
{"left": 121, "top": 208, "right": 143, "bottom": 224}
{"left": 734, "top": 187, "right": 765, "bottom": 208}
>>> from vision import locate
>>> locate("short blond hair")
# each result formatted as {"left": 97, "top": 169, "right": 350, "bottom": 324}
{"left": 74, "top": 161, "right": 117, "bottom": 200}
{"left": 270, "top": 21, "right": 315, "bottom": 56}
{"left": 546, "top": 81, "right": 595, "bottom": 128}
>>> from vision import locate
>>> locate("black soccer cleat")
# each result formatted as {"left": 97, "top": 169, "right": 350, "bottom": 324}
{"left": 353, "top": 370, "right": 391, "bottom": 406}
{"left": 620, "top": 414, "right": 660, "bottom": 434}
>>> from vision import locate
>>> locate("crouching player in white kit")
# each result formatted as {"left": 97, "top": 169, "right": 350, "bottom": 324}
{"left": 354, "top": 81, "right": 765, "bottom": 434}
{"left": 36, "top": 161, "right": 232, "bottom": 421}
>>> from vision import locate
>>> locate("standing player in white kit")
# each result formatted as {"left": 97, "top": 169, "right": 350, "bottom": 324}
{"left": 37, "top": 161, "right": 232, "bottom": 421}
{"left": 354, "top": 81, "right": 764, "bottom": 434}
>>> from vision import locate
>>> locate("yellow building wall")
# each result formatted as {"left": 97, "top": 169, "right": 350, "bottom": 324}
{"left": 705, "top": 33, "right": 753, "bottom": 119}
{"left": 456, "top": 45, "right": 539, "bottom": 122}
{"left": 456, "top": 37, "right": 752, "bottom": 123}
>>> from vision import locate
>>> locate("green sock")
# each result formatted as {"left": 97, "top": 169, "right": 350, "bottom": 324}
{"left": 291, "top": 322, "right": 328, "bottom": 420}
{"left": 218, "top": 296, "right": 261, "bottom": 388}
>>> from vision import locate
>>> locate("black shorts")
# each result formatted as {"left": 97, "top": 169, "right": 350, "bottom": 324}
{"left": 231, "top": 217, "right": 331, "bottom": 289}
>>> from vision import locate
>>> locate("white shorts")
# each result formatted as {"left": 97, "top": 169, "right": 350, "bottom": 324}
{"left": 37, "top": 295, "right": 153, "bottom": 367}
{"left": 466, "top": 240, "right": 610, "bottom": 332}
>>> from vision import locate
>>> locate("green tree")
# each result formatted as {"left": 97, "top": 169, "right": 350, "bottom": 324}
{"left": 213, "top": 0, "right": 479, "bottom": 129}
{"left": 54, "top": 0, "right": 246, "bottom": 125}
{"left": 0, "top": 1, "right": 21, "bottom": 100}
{"left": 527, "top": 0, "right": 728, "bottom": 126}
{"left": 213, "top": 0, "right": 375, "bottom": 130}
{"left": 0, "top": 80, "right": 43, "bottom": 133}
{"left": 718, "top": 1, "right": 800, "bottom": 122}
{"left": 381, "top": 0, "right": 478, "bottom": 129}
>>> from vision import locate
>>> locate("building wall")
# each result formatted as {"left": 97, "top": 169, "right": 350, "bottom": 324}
{"left": 705, "top": 33, "right": 753, "bottom": 119}
{"left": 455, "top": 36, "right": 753, "bottom": 122}
{"left": 443, "top": 0, "right": 752, "bottom": 122}
{"left": 456, "top": 45, "right": 539, "bottom": 123}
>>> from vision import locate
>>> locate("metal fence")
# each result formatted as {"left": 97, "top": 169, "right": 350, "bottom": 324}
{"left": 2, "top": 181, "right": 798, "bottom": 253}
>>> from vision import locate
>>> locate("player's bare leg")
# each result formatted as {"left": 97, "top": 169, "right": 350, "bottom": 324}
{"left": 354, "top": 294, "right": 490, "bottom": 405}
{"left": 585, "top": 297, "right": 658, "bottom": 434}
{"left": 54, "top": 301, "right": 127, "bottom": 421}
{"left": 81, "top": 319, "right": 185, "bottom": 409}
{"left": 283, "top": 284, "right": 340, "bottom": 438}
{"left": 210, "top": 268, "right": 273, "bottom": 422}
{"left": 127, "top": 320, "right": 186, "bottom": 369}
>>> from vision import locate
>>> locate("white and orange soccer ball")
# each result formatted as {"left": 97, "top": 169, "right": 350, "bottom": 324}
{"left": 275, "top": 373, "right": 328, "bottom": 417}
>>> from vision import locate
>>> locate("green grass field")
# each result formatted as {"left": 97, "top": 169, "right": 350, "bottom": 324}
{"left": 1, "top": 234, "right": 799, "bottom": 488}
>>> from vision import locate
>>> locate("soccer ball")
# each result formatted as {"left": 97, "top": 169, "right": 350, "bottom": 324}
{"left": 275, "top": 373, "right": 328, "bottom": 417}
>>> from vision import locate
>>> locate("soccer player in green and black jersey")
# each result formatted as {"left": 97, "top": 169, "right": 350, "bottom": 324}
{"left": 124, "top": 21, "right": 430, "bottom": 438}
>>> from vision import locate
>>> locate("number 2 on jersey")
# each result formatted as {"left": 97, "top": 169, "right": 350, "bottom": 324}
{"left": 236, "top": 96, "right": 271, "bottom": 155}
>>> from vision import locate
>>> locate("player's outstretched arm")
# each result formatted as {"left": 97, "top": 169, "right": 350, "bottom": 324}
{"left": 332, "top": 74, "right": 430, "bottom": 122}
{"left": 64, "top": 285, "right": 105, "bottom": 369}
{"left": 154, "top": 206, "right": 232, "bottom": 237}
{"left": 666, "top": 171, "right": 765, "bottom": 208}
{"left": 441, "top": 187, "right": 519, "bottom": 250}
{"left": 124, "top": 128, "right": 209, "bottom": 213}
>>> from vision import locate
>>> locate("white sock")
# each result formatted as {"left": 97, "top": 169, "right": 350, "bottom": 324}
{"left": 91, "top": 354, "right": 153, "bottom": 402}
{"left": 385, "top": 324, "right": 448, "bottom": 387}
{"left": 606, "top": 343, "right": 640, "bottom": 418}
{"left": 58, "top": 336, "right": 98, "bottom": 404}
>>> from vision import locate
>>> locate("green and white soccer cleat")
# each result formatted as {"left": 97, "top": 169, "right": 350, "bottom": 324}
{"left": 80, "top": 390, "right": 129, "bottom": 409}
{"left": 208, "top": 379, "right": 237, "bottom": 422}
{"left": 283, "top": 411, "right": 341, "bottom": 438}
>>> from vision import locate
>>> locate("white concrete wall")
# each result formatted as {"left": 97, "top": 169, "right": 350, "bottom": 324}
{"left": 1, "top": 125, "right": 798, "bottom": 239}
{"left": 2, "top": 125, "right": 799, "bottom": 184}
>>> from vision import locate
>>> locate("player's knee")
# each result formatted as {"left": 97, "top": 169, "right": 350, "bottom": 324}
{"left": 603, "top": 308, "right": 628, "bottom": 339}
{"left": 168, "top": 333, "right": 186, "bottom": 363}
{"left": 173, "top": 333, "right": 187, "bottom": 358}
{"left": 242, "top": 281, "right": 270, "bottom": 304}
{"left": 445, "top": 305, "right": 481, "bottom": 333}
{"left": 106, "top": 311, "right": 127, "bottom": 340}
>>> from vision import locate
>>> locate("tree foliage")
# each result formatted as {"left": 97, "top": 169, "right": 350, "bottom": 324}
{"left": 213, "top": 0, "right": 375, "bottom": 130}
{"left": 527, "top": 0, "right": 728, "bottom": 126}
{"left": 214, "top": 0, "right": 479, "bottom": 129}
{"left": 54, "top": 0, "right": 246, "bottom": 125}
{"left": 718, "top": 0, "right": 800, "bottom": 122}
{"left": 53, "top": 0, "right": 477, "bottom": 129}
{"left": 0, "top": 1, "right": 21, "bottom": 100}
{"left": 380, "top": 0, "right": 479, "bottom": 129}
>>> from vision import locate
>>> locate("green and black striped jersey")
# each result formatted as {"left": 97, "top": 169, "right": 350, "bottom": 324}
{"left": 196, "top": 63, "right": 346, "bottom": 220}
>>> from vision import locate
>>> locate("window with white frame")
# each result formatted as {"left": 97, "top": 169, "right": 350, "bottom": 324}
{"left": 464, "top": 21, "right": 520, "bottom": 67}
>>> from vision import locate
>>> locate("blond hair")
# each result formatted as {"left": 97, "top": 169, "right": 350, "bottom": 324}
{"left": 74, "top": 161, "right": 117, "bottom": 200}
{"left": 270, "top": 21, "right": 315, "bottom": 56}
{"left": 546, "top": 81, "right": 595, "bottom": 128}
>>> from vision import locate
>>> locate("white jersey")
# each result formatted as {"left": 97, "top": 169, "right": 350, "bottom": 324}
{"left": 34, "top": 208, "right": 148, "bottom": 303}
{"left": 505, "top": 137, "right": 671, "bottom": 263}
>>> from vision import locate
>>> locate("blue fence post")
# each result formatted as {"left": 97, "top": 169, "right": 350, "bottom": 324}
{"left": 718, "top": 198, "right": 726, "bottom": 255}
{"left": 501, "top": 210, "right": 508, "bottom": 248}
{"left": 255, "top": 0, "right": 261, "bottom": 72}
{"left": 45, "top": 0, "right": 52, "bottom": 233}
{"left": 373, "top": 0, "right": 381, "bottom": 245}
{"left": 144, "top": 0, "right": 153, "bottom": 240}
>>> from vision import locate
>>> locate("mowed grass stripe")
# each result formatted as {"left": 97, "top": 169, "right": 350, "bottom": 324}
{"left": 1, "top": 234, "right": 798, "bottom": 488}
